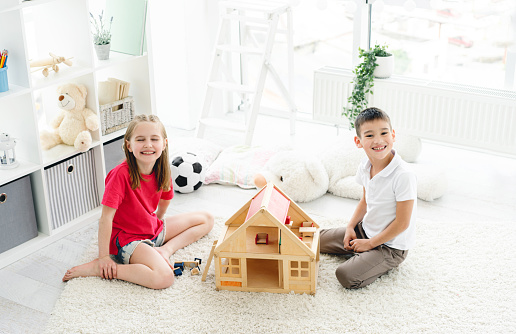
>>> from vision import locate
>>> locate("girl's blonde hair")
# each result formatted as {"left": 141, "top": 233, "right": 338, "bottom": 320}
{"left": 123, "top": 114, "right": 171, "bottom": 191}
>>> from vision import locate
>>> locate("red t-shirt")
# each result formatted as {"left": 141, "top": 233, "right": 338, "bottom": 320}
{"left": 102, "top": 161, "right": 174, "bottom": 255}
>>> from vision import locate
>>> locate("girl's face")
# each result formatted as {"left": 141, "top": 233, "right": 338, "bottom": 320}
{"left": 126, "top": 121, "right": 167, "bottom": 173}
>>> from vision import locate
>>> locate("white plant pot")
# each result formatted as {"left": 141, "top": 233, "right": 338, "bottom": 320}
{"left": 94, "top": 44, "right": 111, "bottom": 60}
{"left": 374, "top": 55, "right": 394, "bottom": 79}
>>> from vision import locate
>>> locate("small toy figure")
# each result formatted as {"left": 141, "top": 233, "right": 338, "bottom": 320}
{"left": 30, "top": 52, "right": 73, "bottom": 77}
{"left": 173, "top": 258, "right": 203, "bottom": 276}
{"left": 173, "top": 267, "right": 183, "bottom": 276}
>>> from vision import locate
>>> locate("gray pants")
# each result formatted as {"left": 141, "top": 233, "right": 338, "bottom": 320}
{"left": 320, "top": 223, "right": 408, "bottom": 289}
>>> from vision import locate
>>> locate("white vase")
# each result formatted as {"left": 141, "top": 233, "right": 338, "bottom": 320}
{"left": 374, "top": 54, "right": 394, "bottom": 79}
{"left": 94, "top": 44, "right": 111, "bottom": 60}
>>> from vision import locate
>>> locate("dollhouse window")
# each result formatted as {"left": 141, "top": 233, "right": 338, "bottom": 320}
{"left": 221, "top": 257, "right": 240, "bottom": 277}
{"left": 290, "top": 260, "right": 309, "bottom": 280}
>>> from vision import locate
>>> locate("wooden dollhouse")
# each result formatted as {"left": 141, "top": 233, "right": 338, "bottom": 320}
{"left": 210, "top": 182, "right": 320, "bottom": 295}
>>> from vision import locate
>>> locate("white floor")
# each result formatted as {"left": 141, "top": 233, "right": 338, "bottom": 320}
{"left": 1, "top": 115, "right": 515, "bottom": 334}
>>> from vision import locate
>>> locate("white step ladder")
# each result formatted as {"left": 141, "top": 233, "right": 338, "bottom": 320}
{"left": 196, "top": 0, "right": 297, "bottom": 145}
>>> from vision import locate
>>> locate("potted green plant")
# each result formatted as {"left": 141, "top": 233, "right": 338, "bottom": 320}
{"left": 343, "top": 44, "right": 393, "bottom": 128}
{"left": 90, "top": 11, "right": 113, "bottom": 60}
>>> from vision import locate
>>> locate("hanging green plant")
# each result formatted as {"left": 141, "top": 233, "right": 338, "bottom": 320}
{"left": 343, "top": 44, "right": 391, "bottom": 129}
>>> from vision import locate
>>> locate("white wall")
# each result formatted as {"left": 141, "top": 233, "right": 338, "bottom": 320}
{"left": 505, "top": 7, "right": 516, "bottom": 89}
{"left": 148, "top": 0, "right": 219, "bottom": 130}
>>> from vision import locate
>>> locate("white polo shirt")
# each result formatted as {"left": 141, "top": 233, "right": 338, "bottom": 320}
{"left": 355, "top": 150, "right": 417, "bottom": 250}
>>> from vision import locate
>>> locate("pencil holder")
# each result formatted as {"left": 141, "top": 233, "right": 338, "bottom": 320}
{"left": 0, "top": 66, "right": 8, "bottom": 93}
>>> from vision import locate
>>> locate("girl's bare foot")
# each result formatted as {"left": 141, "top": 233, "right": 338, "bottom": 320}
{"left": 154, "top": 247, "right": 174, "bottom": 269}
{"left": 62, "top": 259, "right": 101, "bottom": 282}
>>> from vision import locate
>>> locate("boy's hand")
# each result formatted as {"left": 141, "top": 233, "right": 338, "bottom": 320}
{"left": 99, "top": 255, "right": 117, "bottom": 280}
{"left": 343, "top": 227, "right": 357, "bottom": 251}
{"left": 349, "top": 238, "right": 374, "bottom": 253}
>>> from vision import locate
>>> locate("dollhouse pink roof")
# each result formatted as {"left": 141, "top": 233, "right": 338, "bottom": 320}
{"left": 216, "top": 183, "right": 318, "bottom": 257}
{"left": 245, "top": 185, "right": 290, "bottom": 223}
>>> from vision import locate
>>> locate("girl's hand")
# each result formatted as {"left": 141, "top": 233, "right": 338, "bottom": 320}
{"left": 349, "top": 238, "right": 374, "bottom": 253}
{"left": 98, "top": 256, "right": 117, "bottom": 280}
{"left": 343, "top": 227, "right": 357, "bottom": 251}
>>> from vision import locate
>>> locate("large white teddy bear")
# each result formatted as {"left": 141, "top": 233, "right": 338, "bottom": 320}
{"left": 253, "top": 150, "right": 330, "bottom": 202}
{"left": 253, "top": 132, "right": 446, "bottom": 203}
{"left": 40, "top": 83, "right": 99, "bottom": 152}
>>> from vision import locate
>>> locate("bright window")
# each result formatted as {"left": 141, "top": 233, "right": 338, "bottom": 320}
{"left": 369, "top": 0, "right": 516, "bottom": 90}
{"left": 260, "top": 1, "right": 354, "bottom": 114}
{"left": 263, "top": 0, "right": 516, "bottom": 115}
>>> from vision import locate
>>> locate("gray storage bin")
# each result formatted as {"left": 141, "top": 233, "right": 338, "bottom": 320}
{"left": 45, "top": 149, "right": 100, "bottom": 230}
{"left": 103, "top": 136, "right": 125, "bottom": 173}
{"left": 0, "top": 175, "right": 38, "bottom": 254}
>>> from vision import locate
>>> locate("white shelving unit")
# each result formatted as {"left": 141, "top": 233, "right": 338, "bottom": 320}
{"left": 0, "top": 0, "right": 156, "bottom": 268}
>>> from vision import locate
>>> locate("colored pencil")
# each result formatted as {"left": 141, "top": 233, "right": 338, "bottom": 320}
{"left": 0, "top": 49, "right": 8, "bottom": 68}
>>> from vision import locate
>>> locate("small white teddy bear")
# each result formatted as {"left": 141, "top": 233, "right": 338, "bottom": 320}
{"left": 40, "top": 83, "right": 99, "bottom": 152}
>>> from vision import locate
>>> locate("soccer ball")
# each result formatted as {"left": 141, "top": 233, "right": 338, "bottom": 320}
{"left": 170, "top": 152, "right": 206, "bottom": 193}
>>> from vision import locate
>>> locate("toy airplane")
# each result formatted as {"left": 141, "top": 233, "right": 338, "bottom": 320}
{"left": 30, "top": 52, "right": 73, "bottom": 77}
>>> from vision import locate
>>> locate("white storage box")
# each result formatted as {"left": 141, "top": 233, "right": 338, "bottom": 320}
{"left": 45, "top": 149, "right": 100, "bottom": 230}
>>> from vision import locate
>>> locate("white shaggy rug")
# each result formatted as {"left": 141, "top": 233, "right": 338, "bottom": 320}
{"left": 45, "top": 217, "right": 516, "bottom": 333}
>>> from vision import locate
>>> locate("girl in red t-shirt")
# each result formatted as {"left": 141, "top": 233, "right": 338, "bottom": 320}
{"left": 63, "top": 115, "right": 214, "bottom": 289}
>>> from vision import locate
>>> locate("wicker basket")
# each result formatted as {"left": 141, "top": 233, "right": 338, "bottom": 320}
{"left": 100, "top": 96, "right": 135, "bottom": 135}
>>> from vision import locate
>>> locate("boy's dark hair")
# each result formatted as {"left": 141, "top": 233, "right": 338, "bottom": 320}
{"left": 354, "top": 107, "right": 392, "bottom": 137}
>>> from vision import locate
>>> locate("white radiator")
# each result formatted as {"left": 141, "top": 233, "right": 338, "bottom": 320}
{"left": 313, "top": 66, "right": 516, "bottom": 156}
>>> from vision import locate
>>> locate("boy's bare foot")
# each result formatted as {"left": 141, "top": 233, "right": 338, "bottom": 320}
{"left": 154, "top": 247, "right": 174, "bottom": 269}
{"left": 62, "top": 259, "right": 101, "bottom": 282}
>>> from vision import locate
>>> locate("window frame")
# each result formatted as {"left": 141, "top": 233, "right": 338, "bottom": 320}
{"left": 351, "top": 0, "right": 516, "bottom": 90}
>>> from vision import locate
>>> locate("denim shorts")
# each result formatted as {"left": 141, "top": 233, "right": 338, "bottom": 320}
{"left": 113, "top": 222, "right": 167, "bottom": 264}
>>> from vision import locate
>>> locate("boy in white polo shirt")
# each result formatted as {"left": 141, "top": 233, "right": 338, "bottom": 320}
{"left": 320, "top": 107, "right": 417, "bottom": 289}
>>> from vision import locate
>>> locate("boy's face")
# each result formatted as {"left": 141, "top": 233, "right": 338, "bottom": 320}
{"left": 354, "top": 119, "right": 395, "bottom": 161}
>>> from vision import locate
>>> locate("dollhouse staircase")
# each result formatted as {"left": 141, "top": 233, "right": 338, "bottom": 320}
{"left": 196, "top": 0, "right": 297, "bottom": 145}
